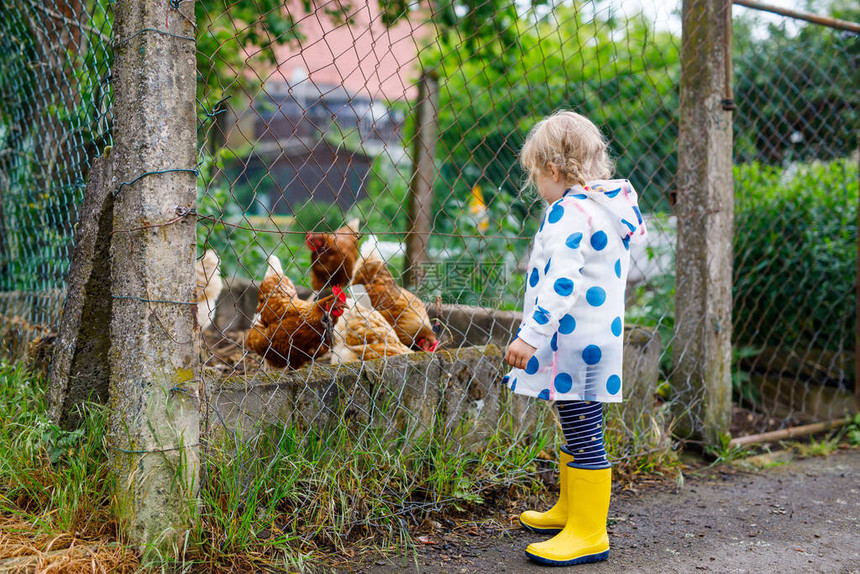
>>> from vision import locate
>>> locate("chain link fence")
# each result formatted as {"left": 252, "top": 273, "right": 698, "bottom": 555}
{"left": 0, "top": 0, "right": 112, "bottom": 359}
{"left": 194, "top": 2, "right": 681, "bottom": 544}
{"left": 0, "top": 0, "right": 857, "bottom": 556}
{"left": 731, "top": 6, "right": 858, "bottom": 434}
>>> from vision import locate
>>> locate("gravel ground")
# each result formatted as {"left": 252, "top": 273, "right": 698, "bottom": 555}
{"left": 360, "top": 448, "right": 860, "bottom": 574}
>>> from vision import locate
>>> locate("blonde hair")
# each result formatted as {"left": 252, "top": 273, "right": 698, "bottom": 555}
{"left": 520, "top": 110, "right": 613, "bottom": 189}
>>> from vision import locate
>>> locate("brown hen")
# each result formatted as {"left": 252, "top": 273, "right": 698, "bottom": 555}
{"left": 246, "top": 256, "right": 348, "bottom": 369}
{"left": 331, "top": 298, "right": 412, "bottom": 363}
{"left": 306, "top": 218, "right": 361, "bottom": 292}
{"left": 351, "top": 257, "right": 438, "bottom": 352}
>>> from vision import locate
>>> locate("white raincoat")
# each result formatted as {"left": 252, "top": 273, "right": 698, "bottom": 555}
{"left": 504, "top": 179, "right": 647, "bottom": 402}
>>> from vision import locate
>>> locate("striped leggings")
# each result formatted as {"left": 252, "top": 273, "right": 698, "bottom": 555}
{"left": 556, "top": 400, "right": 610, "bottom": 469}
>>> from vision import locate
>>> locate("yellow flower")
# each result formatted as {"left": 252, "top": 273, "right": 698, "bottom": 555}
{"left": 468, "top": 185, "right": 490, "bottom": 233}
{"left": 468, "top": 185, "right": 486, "bottom": 216}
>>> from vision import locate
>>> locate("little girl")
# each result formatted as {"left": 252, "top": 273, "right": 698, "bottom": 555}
{"left": 503, "top": 110, "right": 647, "bottom": 566}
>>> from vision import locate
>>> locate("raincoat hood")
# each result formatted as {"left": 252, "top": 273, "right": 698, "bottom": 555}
{"left": 571, "top": 179, "right": 647, "bottom": 244}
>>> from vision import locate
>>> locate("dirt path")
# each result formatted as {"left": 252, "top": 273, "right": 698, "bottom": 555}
{"left": 361, "top": 448, "right": 860, "bottom": 573}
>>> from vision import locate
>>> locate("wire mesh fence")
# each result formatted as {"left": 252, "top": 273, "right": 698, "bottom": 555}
{"left": 0, "top": 0, "right": 857, "bottom": 555}
{"left": 731, "top": 6, "right": 858, "bottom": 432}
{"left": 0, "top": 0, "right": 112, "bottom": 358}
{"left": 192, "top": 1, "right": 682, "bottom": 546}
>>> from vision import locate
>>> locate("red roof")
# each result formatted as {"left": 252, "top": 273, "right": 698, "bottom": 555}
{"left": 266, "top": 1, "right": 431, "bottom": 101}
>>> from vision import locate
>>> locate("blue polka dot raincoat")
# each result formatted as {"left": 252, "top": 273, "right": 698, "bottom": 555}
{"left": 504, "top": 180, "right": 647, "bottom": 403}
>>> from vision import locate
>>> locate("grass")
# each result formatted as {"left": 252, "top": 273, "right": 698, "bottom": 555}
{"left": 0, "top": 361, "right": 141, "bottom": 572}
{"left": 0, "top": 361, "right": 687, "bottom": 571}
{"left": 188, "top": 395, "right": 684, "bottom": 570}
{"left": 785, "top": 436, "right": 842, "bottom": 458}
{"left": 714, "top": 413, "right": 860, "bottom": 471}
{"left": 603, "top": 397, "right": 681, "bottom": 483}
{"left": 190, "top": 411, "right": 560, "bottom": 571}
{"left": 0, "top": 362, "right": 112, "bottom": 534}
{"left": 783, "top": 415, "right": 860, "bottom": 458}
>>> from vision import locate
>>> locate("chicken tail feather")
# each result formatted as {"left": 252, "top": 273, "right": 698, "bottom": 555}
{"left": 359, "top": 234, "right": 384, "bottom": 262}
{"left": 266, "top": 254, "right": 284, "bottom": 279}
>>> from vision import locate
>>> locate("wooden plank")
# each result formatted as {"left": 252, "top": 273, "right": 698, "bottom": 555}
{"left": 729, "top": 417, "right": 849, "bottom": 448}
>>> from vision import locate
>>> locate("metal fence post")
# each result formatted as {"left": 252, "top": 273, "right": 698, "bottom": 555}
{"left": 404, "top": 70, "right": 439, "bottom": 287}
{"left": 108, "top": 0, "right": 199, "bottom": 550}
{"left": 673, "top": 0, "right": 735, "bottom": 444}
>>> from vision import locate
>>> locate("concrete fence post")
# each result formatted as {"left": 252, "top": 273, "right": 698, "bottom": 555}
{"left": 108, "top": 0, "right": 199, "bottom": 550}
{"left": 673, "top": 0, "right": 735, "bottom": 444}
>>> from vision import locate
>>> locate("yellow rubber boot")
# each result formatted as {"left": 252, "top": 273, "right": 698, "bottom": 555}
{"left": 519, "top": 448, "right": 575, "bottom": 534}
{"left": 525, "top": 465, "right": 611, "bottom": 566}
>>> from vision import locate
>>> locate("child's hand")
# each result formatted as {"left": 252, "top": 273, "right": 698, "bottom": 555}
{"left": 505, "top": 338, "right": 537, "bottom": 370}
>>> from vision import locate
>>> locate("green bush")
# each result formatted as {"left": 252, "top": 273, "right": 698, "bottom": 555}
{"left": 733, "top": 158, "right": 858, "bottom": 354}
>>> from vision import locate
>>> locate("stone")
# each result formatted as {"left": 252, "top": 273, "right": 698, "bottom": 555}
{"left": 212, "top": 276, "right": 258, "bottom": 332}
{"left": 108, "top": 0, "right": 199, "bottom": 551}
{"left": 673, "top": 0, "right": 734, "bottom": 442}
{"left": 619, "top": 325, "right": 662, "bottom": 430}
{"left": 47, "top": 155, "right": 114, "bottom": 429}
{"left": 752, "top": 374, "right": 855, "bottom": 422}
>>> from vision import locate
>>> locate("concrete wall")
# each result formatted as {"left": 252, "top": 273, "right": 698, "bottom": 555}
{"left": 206, "top": 345, "right": 548, "bottom": 449}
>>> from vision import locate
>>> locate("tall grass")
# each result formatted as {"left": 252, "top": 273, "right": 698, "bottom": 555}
{"left": 0, "top": 362, "right": 116, "bottom": 539}
{"left": 0, "top": 362, "right": 142, "bottom": 572}
{"left": 193, "top": 401, "right": 679, "bottom": 570}
{"left": 191, "top": 412, "right": 558, "bottom": 569}
{"left": 605, "top": 404, "right": 679, "bottom": 481}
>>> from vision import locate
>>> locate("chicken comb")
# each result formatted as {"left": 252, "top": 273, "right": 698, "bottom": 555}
{"left": 304, "top": 232, "right": 322, "bottom": 251}
{"left": 332, "top": 285, "right": 347, "bottom": 302}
